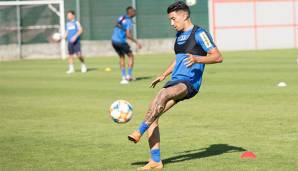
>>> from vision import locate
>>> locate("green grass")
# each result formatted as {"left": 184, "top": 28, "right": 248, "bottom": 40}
{"left": 0, "top": 49, "right": 298, "bottom": 171}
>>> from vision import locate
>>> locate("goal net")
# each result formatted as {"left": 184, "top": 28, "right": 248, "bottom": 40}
{"left": 0, "top": 0, "right": 66, "bottom": 60}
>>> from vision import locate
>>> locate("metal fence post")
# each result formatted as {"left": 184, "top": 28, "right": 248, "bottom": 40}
{"left": 16, "top": 0, "right": 22, "bottom": 59}
{"left": 76, "top": 0, "right": 80, "bottom": 21}
{"left": 132, "top": 0, "right": 137, "bottom": 39}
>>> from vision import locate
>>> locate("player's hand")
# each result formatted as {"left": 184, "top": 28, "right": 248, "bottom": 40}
{"left": 150, "top": 75, "right": 166, "bottom": 88}
{"left": 70, "top": 36, "right": 77, "bottom": 43}
{"left": 184, "top": 54, "right": 199, "bottom": 67}
{"left": 136, "top": 42, "right": 142, "bottom": 49}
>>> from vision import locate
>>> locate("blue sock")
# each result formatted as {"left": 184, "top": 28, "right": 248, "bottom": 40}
{"left": 121, "top": 68, "right": 126, "bottom": 78}
{"left": 151, "top": 149, "right": 161, "bottom": 162}
{"left": 128, "top": 67, "right": 133, "bottom": 77}
{"left": 138, "top": 121, "right": 149, "bottom": 135}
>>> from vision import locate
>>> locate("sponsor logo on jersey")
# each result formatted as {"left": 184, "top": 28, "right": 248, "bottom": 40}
{"left": 177, "top": 34, "right": 190, "bottom": 45}
{"left": 67, "top": 23, "right": 76, "bottom": 30}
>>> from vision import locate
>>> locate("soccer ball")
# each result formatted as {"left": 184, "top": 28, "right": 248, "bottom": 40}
{"left": 52, "top": 32, "right": 61, "bottom": 41}
{"left": 109, "top": 100, "right": 133, "bottom": 123}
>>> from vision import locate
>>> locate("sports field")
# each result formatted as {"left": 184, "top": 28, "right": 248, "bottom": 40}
{"left": 0, "top": 49, "right": 298, "bottom": 171}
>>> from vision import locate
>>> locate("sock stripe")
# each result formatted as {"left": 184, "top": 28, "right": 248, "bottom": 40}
{"left": 151, "top": 148, "right": 161, "bottom": 162}
{"left": 138, "top": 122, "right": 149, "bottom": 135}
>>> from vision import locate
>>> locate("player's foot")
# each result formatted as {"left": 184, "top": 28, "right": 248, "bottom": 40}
{"left": 120, "top": 79, "right": 129, "bottom": 84}
{"left": 120, "top": 77, "right": 129, "bottom": 84}
{"left": 137, "top": 160, "right": 163, "bottom": 170}
{"left": 126, "top": 75, "right": 136, "bottom": 81}
{"left": 66, "top": 69, "right": 75, "bottom": 74}
{"left": 128, "top": 130, "right": 142, "bottom": 143}
{"left": 81, "top": 65, "right": 87, "bottom": 73}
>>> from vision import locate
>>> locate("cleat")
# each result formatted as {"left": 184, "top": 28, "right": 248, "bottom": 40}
{"left": 66, "top": 69, "right": 75, "bottom": 74}
{"left": 81, "top": 65, "right": 87, "bottom": 73}
{"left": 120, "top": 79, "right": 129, "bottom": 84}
{"left": 128, "top": 130, "right": 142, "bottom": 143}
{"left": 126, "top": 75, "right": 136, "bottom": 81}
{"left": 137, "top": 160, "right": 163, "bottom": 170}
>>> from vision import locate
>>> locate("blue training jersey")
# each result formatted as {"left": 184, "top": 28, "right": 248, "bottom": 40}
{"left": 66, "top": 19, "right": 80, "bottom": 42}
{"left": 111, "top": 15, "right": 133, "bottom": 43}
{"left": 171, "top": 27, "right": 216, "bottom": 91}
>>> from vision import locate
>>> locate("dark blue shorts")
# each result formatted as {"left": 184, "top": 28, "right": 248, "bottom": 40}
{"left": 112, "top": 42, "right": 132, "bottom": 56}
{"left": 163, "top": 80, "right": 198, "bottom": 102}
{"left": 68, "top": 41, "right": 81, "bottom": 55}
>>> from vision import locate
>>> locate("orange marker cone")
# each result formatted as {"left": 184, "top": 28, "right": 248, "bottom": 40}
{"left": 241, "top": 151, "right": 256, "bottom": 159}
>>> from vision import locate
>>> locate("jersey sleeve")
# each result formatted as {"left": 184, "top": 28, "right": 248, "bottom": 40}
{"left": 123, "top": 19, "right": 133, "bottom": 31}
{"left": 75, "top": 21, "right": 81, "bottom": 29}
{"left": 195, "top": 29, "right": 216, "bottom": 53}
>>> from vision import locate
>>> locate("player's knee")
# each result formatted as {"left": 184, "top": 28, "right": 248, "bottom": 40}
{"left": 156, "top": 105, "right": 165, "bottom": 114}
{"left": 159, "top": 91, "right": 170, "bottom": 102}
{"left": 127, "top": 53, "right": 134, "bottom": 58}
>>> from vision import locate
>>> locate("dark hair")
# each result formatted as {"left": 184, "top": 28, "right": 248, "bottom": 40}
{"left": 167, "top": 1, "right": 190, "bottom": 16}
{"left": 126, "top": 6, "right": 134, "bottom": 13}
{"left": 67, "top": 10, "right": 75, "bottom": 15}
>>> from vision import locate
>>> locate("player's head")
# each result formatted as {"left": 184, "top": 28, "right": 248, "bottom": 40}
{"left": 126, "top": 6, "right": 136, "bottom": 18}
{"left": 67, "top": 10, "right": 76, "bottom": 21}
{"left": 167, "top": 1, "right": 191, "bottom": 31}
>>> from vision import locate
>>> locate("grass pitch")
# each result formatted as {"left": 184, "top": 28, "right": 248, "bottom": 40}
{"left": 0, "top": 49, "right": 298, "bottom": 171}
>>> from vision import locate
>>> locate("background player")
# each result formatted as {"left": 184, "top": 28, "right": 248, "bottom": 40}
{"left": 111, "top": 6, "right": 142, "bottom": 84}
{"left": 65, "top": 10, "right": 87, "bottom": 74}
{"left": 128, "top": 1, "right": 223, "bottom": 170}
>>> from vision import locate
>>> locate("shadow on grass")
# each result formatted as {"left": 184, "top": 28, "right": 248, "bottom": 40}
{"left": 74, "top": 67, "right": 97, "bottom": 72}
{"left": 87, "top": 68, "right": 98, "bottom": 72}
{"left": 131, "top": 144, "right": 246, "bottom": 166}
{"left": 135, "top": 76, "right": 153, "bottom": 81}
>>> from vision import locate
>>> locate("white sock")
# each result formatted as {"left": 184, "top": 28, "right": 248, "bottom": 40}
{"left": 69, "top": 64, "right": 74, "bottom": 71}
{"left": 81, "top": 63, "right": 86, "bottom": 68}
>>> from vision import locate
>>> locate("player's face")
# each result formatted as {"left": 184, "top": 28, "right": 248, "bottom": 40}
{"left": 168, "top": 11, "right": 188, "bottom": 31}
{"left": 128, "top": 9, "right": 136, "bottom": 17}
{"left": 67, "top": 13, "right": 75, "bottom": 21}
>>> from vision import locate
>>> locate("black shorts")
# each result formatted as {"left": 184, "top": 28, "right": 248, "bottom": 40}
{"left": 163, "top": 80, "right": 198, "bottom": 102}
{"left": 68, "top": 41, "right": 81, "bottom": 55}
{"left": 112, "top": 42, "right": 132, "bottom": 56}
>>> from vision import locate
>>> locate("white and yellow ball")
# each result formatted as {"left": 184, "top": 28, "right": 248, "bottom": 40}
{"left": 52, "top": 32, "right": 61, "bottom": 42}
{"left": 109, "top": 100, "right": 133, "bottom": 123}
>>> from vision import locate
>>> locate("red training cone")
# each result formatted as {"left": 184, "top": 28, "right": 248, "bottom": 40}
{"left": 241, "top": 151, "right": 256, "bottom": 159}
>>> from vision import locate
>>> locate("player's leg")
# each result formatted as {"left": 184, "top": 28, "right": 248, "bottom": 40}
{"left": 137, "top": 119, "right": 162, "bottom": 170}
{"left": 148, "top": 99, "right": 175, "bottom": 149}
{"left": 138, "top": 100, "right": 176, "bottom": 170}
{"left": 125, "top": 43, "right": 134, "bottom": 81}
{"left": 127, "top": 52, "right": 134, "bottom": 81}
{"left": 112, "top": 42, "right": 129, "bottom": 84}
{"left": 143, "top": 84, "right": 187, "bottom": 125}
{"left": 128, "top": 83, "right": 187, "bottom": 143}
{"left": 76, "top": 52, "right": 87, "bottom": 73}
{"left": 119, "top": 55, "right": 129, "bottom": 84}
{"left": 77, "top": 52, "right": 84, "bottom": 63}
{"left": 147, "top": 99, "right": 176, "bottom": 150}
{"left": 66, "top": 43, "right": 75, "bottom": 74}
{"left": 74, "top": 42, "right": 87, "bottom": 73}
{"left": 66, "top": 54, "right": 75, "bottom": 74}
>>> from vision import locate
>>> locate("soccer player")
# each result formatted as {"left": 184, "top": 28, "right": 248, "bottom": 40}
{"left": 65, "top": 10, "right": 87, "bottom": 74}
{"left": 111, "top": 6, "right": 142, "bottom": 84}
{"left": 128, "top": 1, "right": 223, "bottom": 170}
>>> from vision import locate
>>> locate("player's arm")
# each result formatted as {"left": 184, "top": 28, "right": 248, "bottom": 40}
{"left": 184, "top": 30, "right": 223, "bottom": 67}
{"left": 198, "top": 47, "right": 223, "bottom": 64}
{"left": 184, "top": 47, "right": 223, "bottom": 67}
{"left": 63, "top": 31, "right": 68, "bottom": 39}
{"left": 126, "top": 29, "right": 142, "bottom": 49}
{"left": 71, "top": 21, "right": 83, "bottom": 42}
{"left": 150, "top": 60, "right": 176, "bottom": 88}
{"left": 125, "top": 20, "right": 142, "bottom": 49}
